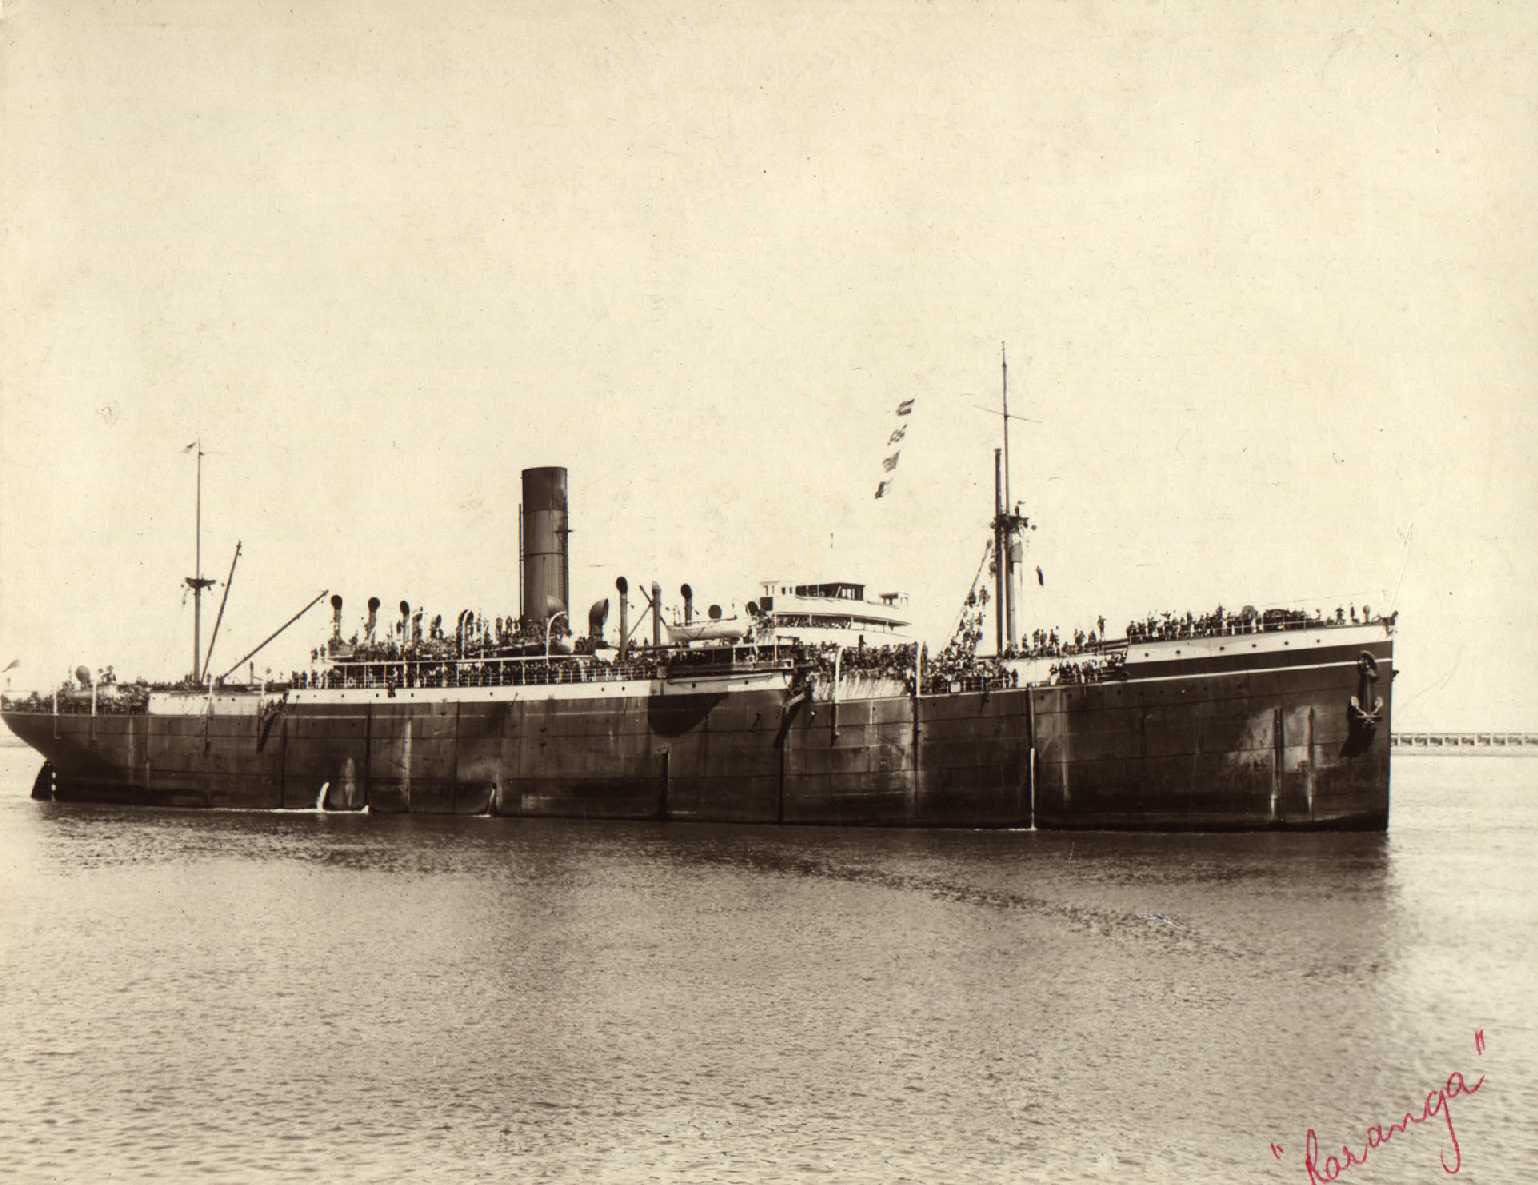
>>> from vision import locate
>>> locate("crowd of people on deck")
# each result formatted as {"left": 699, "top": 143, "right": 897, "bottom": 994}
{"left": 1047, "top": 653, "right": 1126, "bottom": 685}
{"left": 318, "top": 608, "right": 553, "bottom": 667}
{"left": 933, "top": 587, "right": 1120, "bottom": 684}
{"left": 1, "top": 667, "right": 156, "bottom": 714}
{"left": 796, "top": 640, "right": 1020, "bottom": 695}
{"left": 294, "top": 645, "right": 671, "bottom": 692}
{"left": 1124, "top": 603, "right": 1393, "bottom": 642}
{"left": 318, "top": 599, "right": 1396, "bottom": 674}
{"left": 292, "top": 605, "right": 612, "bottom": 689}
{"left": 9, "top": 594, "right": 1398, "bottom": 713}
{"left": 823, "top": 641, "right": 918, "bottom": 681}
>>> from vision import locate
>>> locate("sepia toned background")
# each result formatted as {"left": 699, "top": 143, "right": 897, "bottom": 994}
{"left": 3, "top": 0, "right": 1534, "bottom": 730}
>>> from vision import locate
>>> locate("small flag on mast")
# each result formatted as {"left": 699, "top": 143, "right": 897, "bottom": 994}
{"left": 1036, "top": 566, "right": 1045, "bottom": 586}
{"left": 882, "top": 452, "right": 901, "bottom": 473}
{"left": 182, "top": 441, "right": 197, "bottom": 453}
{"left": 874, "top": 480, "right": 891, "bottom": 499}
{"left": 2, "top": 658, "right": 18, "bottom": 673}
{"left": 888, "top": 425, "right": 907, "bottom": 445}
{"left": 896, "top": 398, "right": 915, "bottom": 416}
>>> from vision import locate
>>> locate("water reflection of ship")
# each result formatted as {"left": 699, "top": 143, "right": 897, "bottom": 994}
{"left": 2, "top": 360, "right": 1394, "bottom": 829}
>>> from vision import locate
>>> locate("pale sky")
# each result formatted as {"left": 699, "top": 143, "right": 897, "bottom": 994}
{"left": 2, "top": 0, "right": 1535, "bottom": 729}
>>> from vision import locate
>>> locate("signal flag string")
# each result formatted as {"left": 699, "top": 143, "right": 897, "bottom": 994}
{"left": 874, "top": 398, "right": 916, "bottom": 499}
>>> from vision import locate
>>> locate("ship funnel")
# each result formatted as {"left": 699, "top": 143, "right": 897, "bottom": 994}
{"left": 588, "top": 598, "right": 609, "bottom": 642}
{"left": 746, "top": 600, "right": 760, "bottom": 617}
{"left": 708, "top": 604, "right": 723, "bottom": 621}
{"left": 616, "top": 577, "right": 630, "bottom": 658}
{"left": 330, "top": 594, "right": 343, "bottom": 640}
{"left": 651, "top": 581, "right": 661, "bottom": 647}
{"left": 366, "top": 596, "right": 380, "bottom": 640}
{"left": 75, "top": 664, "right": 92, "bottom": 687}
{"left": 520, "top": 467, "right": 569, "bottom": 629}
{"left": 681, "top": 583, "right": 694, "bottom": 624}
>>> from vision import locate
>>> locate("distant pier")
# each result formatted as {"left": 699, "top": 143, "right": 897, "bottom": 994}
{"left": 1393, "top": 731, "right": 1538, "bottom": 754}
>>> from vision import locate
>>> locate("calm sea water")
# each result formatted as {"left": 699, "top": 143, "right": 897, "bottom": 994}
{"left": 1, "top": 746, "right": 1535, "bottom": 1185}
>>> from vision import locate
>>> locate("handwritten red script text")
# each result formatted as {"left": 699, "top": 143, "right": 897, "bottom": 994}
{"left": 1283, "top": 1031, "right": 1488, "bottom": 1182}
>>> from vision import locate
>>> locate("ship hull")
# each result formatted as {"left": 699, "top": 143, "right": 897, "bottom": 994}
{"left": 4, "top": 632, "right": 1393, "bottom": 830}
{"left": 1031, "top": 647, "right": 1392, "bottom": 830}
{"left": 4, "top": 686, "right": 1034, "bottom": 826}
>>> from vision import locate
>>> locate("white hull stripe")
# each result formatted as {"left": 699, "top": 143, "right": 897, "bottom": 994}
{"left": 1118, "top": 657, "right": 1373, "bottom": 685}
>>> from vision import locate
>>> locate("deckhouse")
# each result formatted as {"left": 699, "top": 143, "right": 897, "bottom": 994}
{"left": 754, "top": 580, "right": 913, "bottom": 647}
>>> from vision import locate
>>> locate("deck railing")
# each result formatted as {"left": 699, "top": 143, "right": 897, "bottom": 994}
{"left": 1392, "top": 732, "right": 1538, "bottom": 753}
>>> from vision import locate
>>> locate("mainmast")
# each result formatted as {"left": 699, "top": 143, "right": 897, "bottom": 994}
{"left": 992, "top": 344, "right": 1030, "bottom": 653}
{"left": 993, "top": 448, "right": 1007, "bottom": 654}
{"left": 185, "top": 440, "right": 215, "bottom": 681}
{"left": 1002, "top": 344, "right": 1012, "bottom": 514}
{"left": 1002, "top": 345, "right": 1016, "bottom": 647}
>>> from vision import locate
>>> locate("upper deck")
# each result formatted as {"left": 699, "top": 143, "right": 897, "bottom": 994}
{"left": 0, "top": 611, "right": 1396, "bottom": 717}
{"left": 999, "top": 616, "right": 1393, "bottom": 686}
{"left": 755, "top": 580, "right": 913, "bottom": 644}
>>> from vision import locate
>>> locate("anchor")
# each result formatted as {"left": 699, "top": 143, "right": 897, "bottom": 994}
{"left": 1347, "top": 651, "right": 1384, "bottom": 733}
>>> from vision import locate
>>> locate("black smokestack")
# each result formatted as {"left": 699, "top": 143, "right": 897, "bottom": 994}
{"left": 651, "top": 581, "right": 661, "bottom": 647}
{"left": 366, "top": 596, "right": 380, "bottom": 641}
{"left": 520, "top": 467, "right": 569, "bottom": 625}
{"left": 330, "top": 594, "right": 343, "bottom": 640}
{"left": 681, "top": 583, "right": 694, "bottom": 625}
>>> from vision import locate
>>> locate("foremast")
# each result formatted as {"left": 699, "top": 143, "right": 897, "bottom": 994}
{"left": 184, "top": 439, "right": 216, "bottom": 682}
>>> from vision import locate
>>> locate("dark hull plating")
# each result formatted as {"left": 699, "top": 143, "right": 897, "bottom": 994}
{"left": 5, "top": 640, "right": 1391, "bottom": 829}
{"left": 1033, "top": 652, "right": 1391, "bottom": 830}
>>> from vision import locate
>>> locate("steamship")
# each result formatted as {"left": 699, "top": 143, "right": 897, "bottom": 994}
{"left": 2, "top": 454, "right": 1394, "bottom": 828}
